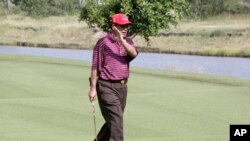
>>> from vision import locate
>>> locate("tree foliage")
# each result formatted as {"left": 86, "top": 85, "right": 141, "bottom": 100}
{"left": 79, "top": 0, "right": 189, "bottom": 42}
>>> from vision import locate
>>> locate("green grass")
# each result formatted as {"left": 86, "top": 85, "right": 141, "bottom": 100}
{"left": 0, "top": 55, "right": 250, "bottom": 141}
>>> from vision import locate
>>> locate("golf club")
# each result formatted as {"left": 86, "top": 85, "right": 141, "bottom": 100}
{"left": 92, "top": 101, "right": 98, "bottom": 141}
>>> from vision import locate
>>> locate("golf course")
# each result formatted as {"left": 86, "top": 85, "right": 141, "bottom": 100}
{"left": 1, "top": 54, "right": 250, "bottom": 141}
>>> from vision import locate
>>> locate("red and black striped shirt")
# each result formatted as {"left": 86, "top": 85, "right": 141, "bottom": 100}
{"left": 92, "top": 33, "right": 137, "bottom": 80}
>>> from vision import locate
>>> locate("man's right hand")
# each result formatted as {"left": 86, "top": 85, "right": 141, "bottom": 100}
{"left": 88, "top": 88, "right": 97, "bottom": 102}
{"left": 89, "top": 67, "right": 98, "bottom": 102}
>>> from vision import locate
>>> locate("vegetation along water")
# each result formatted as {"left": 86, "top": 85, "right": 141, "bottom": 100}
{"left": 0, "top": 0, "right": 250, "bottom": 57}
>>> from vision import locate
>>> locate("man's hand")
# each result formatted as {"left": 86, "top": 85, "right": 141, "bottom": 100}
{"left": 88, "top": 71, "right": 98, "bottom": 102}
{"left": 88, "top": 88, "right": 97, "bottom": 102}
{"left": 113, "top": 26, "right": 125, "bottom": 43}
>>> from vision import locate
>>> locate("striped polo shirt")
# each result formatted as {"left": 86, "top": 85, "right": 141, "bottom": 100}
{"left": 92, "top": 33, "right": 137, "bottom": 81}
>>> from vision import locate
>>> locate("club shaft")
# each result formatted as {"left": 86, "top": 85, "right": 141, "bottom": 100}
{"left": 92, "top": 102, "right": 98, "bottom": 141}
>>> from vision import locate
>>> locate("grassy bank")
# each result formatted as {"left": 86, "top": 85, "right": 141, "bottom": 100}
{"left": 1, "top": 55, "right": 250, "bottom": 141}
{"left": 0, "top": 14, "right": 250, "bottom": 57}
{"left": 134, "top": 14, "right": 250, "bottom": 57}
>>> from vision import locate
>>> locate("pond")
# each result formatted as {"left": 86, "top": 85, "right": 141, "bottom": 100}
{"left": 1, "top": 45, "right": 250, "bottom": 80}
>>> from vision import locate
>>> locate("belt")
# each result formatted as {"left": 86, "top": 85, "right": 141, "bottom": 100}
{"left": 99, "top": 78, "right": 128, "bottom": 84}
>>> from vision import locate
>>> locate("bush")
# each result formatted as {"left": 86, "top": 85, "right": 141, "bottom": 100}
{"left": 186, "top": 0, "right": 226, "bottom": 19}
{"left": 0, "top": 2, "right": 7, "bottom": 18}
{"left": 186, "top": 0, "right": 250, "bottom": 19}
{"left": 225, "top": 2, "right": 250, "bottom": 14}
{"left": 209, "top": 30, "right": 226, "bottom": 37}
{"left": 18, "top": 0, "right": 80, "bottom": 17}
{"left": 48, "top": 0, "right": 80, "bottom": 15}
{"left": 18, "top": 0, "right": 49, "bottom": 17}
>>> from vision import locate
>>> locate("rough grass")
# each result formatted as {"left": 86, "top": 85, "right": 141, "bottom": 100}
{"left": 0, "top": 14, "right": 250, "bottom": 56}
{"left": 1, "top": 55, "right": 250, "bottom": 141}
{"left": 0, "top": 15, "right": 96, "bottom": 48}
{"left": 134, "top": 14, "right": 250, "bottom": 56}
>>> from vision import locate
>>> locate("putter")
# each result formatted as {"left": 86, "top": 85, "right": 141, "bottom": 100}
{"left": 92, "top": 101, "right": 98, "bottom": 141}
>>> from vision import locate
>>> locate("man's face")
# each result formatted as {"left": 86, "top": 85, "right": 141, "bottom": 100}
{"left": 113, "top": 24, "right": 129, "bottom": 37}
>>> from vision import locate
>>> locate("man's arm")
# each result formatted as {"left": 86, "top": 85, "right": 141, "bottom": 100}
{"left": 88, "top": 69, "right": 98, "bottom": 102}
{"left": 113, "top": 26, "right": 138, "bottom": 57}
{"left": 120, "top": 39, "right": 138, "bottom": 57}
{"left": 88, "top": 38, "right": 101, "bottom": 102}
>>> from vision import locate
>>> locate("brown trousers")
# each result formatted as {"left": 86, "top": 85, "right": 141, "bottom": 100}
{"left": 95, "top": 79, "right": 128, "bottom": 141}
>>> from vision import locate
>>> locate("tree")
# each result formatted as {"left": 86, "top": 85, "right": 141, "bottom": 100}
{"left": 79, "top": 0, "right": 188, "bottom": 44}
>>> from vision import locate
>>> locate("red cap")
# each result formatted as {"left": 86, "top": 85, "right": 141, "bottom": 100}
{"left": 112, "top": 13, "right": 132, "bottom": 25}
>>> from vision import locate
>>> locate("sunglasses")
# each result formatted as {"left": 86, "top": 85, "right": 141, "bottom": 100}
{"left": 115, "top": 24, "right": 129, "bottom": 28}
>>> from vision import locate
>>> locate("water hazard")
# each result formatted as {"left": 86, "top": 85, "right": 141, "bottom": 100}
{"left": 1, "top": 45, "right": 250, "bottom": 80}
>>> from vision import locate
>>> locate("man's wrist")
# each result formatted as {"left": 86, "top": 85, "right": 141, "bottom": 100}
{"left": 120, "top": 38, "right": 127, "bottom": 45}
{"left": 90, "top": 87, "right": 96, "bottom": 92}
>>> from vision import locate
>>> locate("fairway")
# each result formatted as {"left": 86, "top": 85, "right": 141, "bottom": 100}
{"left": 0, "top": 55, "right": 250, "bottom": 141}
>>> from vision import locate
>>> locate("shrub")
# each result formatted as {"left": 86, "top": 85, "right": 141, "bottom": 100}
{"left": 186, "top": 0, "right": 250, "bottom": 19}
{"left": 209, "top": 30, "right": 226, "bottom": 37}
{"left": 0, "top": 2, "right": 7, "bottom": 18}
{"left": 18, "top": 0, "right": 80, "bottom": 17}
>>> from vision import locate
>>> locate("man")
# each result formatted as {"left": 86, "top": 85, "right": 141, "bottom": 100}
{"left": 88, "top": 13, "right": 138, "bottom": 141}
